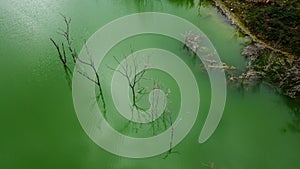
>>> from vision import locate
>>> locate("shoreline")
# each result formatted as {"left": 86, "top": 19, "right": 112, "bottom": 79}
{"left": 212, "top": 0, "right": 296, "bottom": 59}
{"left": 211, "top": 0, "right": 300, "bottom": 99}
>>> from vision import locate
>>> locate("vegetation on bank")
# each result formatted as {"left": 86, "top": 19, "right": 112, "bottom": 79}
{"left": 218, "top": 0, "right": 300, "bottom": 57}
{"left": 168, "top": 0, "right": 299, "bottom": 98}
{"left": 212, "top": 0, "right": 300, "bottom": 98}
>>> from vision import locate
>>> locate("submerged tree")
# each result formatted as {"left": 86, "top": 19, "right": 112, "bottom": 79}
{"left": 50, "top": 15, "right": 77, "bottom": 64}
{"left": 50, "top": 15, "right": 77, "bottom": 88}
{"left": 50, "top": 38, "right": 73, "bottom": 88}
{"left": 108, "top": 48, "right": 149, "bottom": 111}
{"left": 77, "top": 42, "right": 107, "bottom": 117}
{"left": 51, "top": 15, "right": 179, "bottom": 157}
{"left": 162, "top": 105, "right": 178, "bottom": 159}
{"left": 50, "top": 15, "right": 107, "bottom": 115}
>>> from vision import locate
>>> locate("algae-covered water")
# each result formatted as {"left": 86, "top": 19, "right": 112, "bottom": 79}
{"left": 0, "top": 0, "right": 299, "bottom": 169}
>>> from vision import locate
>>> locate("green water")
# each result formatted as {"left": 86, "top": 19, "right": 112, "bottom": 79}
{"left": 1, "top": 0, "right": 300, "bottom": 169}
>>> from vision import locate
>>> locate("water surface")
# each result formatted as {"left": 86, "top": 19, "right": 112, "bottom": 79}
{"left": 0, "top": 0, "right": 299, "bottom": 169}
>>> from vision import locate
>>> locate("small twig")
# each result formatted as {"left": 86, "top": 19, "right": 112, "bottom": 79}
{"left": 57, "top": 14, "right": 77, "bottom": 63}
{"left": 77, "top": 71, "right": 98, "bottom": 85}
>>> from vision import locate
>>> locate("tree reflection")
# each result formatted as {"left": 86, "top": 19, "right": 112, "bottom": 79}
{"left": 129, "top": 0, "right": 213, "bottom": 12}
{"left": 284, "top": 98, "right": 300, "bottom": 133}
{"left": 168, "top": 0, "right": 196, "bottom": 8}
{"left": 167, "top": 0, "right": 212, "bottom": 8}
{"left": 127, "top": 0, "right": 163, "bottom": 12}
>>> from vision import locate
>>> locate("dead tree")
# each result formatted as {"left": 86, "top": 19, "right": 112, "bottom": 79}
{"left": 108, "top": 48, "right": 149, "bottom": 111}
{"left": 50, "top": 15, "right": 77, "bottom": 88}
{"left": 108, "top": 51, "right": 177, "bottom": 156}
{"left": 162, "top": 92, "right": 178, "bottom": 159}
{"left": 50, "top": 37, "right": 73, "bottom": 88}
{"left": 50, "top": 15, "right": 107, "bottom": 113}
{"left": 56, "top": 14, "right": 77, "bottom": 63}
{"left": 50, "top": 38, "right": 67, "bottom": 66}
{"left": 77, "top": 42, "right": 107, "bottom": 117}
{"left": 50, "top": 14, "right": 77, "bottom": 65}
{"left": 148, "top": 80, "right": 172, "bottom": 134}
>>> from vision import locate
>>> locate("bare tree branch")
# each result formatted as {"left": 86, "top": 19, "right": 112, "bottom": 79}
{"left": 77, "top": 70, "right": 98, "bottom": 85}
{"left": 77, "top": 42, "right": 107, "bottom": 117}
{"left": 110, "top": 50, "right": 149, "bottom": 110}
{"left": 50, "top": 38, "right": 66, "bottom": 65}
{"left": 56, "top": 14, "right": 77, "bottom": 63}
